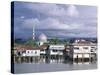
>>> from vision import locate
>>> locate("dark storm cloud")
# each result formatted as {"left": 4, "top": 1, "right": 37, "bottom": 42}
{"left": 13, "top": 1, "right": 97, "bottom": 39}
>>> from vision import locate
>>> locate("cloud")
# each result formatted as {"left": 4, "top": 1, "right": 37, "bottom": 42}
{"left": 66, "top": 5, "right": 79, "bottom": 17}
{"left": 21, "top": 18, "right": 40, "bottom": 29}
{"left": 21, "top": 17, "right": 97, "bottom": 31}
{"left": 22, "top": 3, "right": 67, "bottom": 17}
{"left": 21, "top": 17, "right": 83, "bottom": 30}
{"left": 38, "top": 29, "right": 97, "bottom": 38}
{"left": 23, "top": 3, "right": 80, "bottom": 18}
{"left": 20, "top": 16, "right": 25, "bottom": 19}
{"left": 14, "top": 2, "right": 97, "bottom": 38}
{"left": 24, "top": 3, "right": 62, "bottom": 16}
{"left": 20, "top": 17, "right": 97, "bottom": 38}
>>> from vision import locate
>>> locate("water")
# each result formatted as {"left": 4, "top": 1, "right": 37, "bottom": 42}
{"left": 14, "top": 63, "right": 97, "bottom": 74}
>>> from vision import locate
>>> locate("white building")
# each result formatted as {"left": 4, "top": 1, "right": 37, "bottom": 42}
{"left": 70, "top": 39, "right": 97, "bottom": 63}
{"left": 39, "top": 44, "right": 48, "bottom": 63}
{"left": 23, "top": 49, "right": 40, "bottom": 57}
{"left": 40, "top": 44, "right": 48, "bottom": 55}
{"left": 48, "top": 45, "right": 65, "bottom": 63}
{"left": 49, "top": 45, "right": 65, "bottom": 55}
{"left": 15, "top": 45, "right": 40, "bottom": 57}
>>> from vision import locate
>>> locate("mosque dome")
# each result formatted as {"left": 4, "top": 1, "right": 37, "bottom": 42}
{"left": 39, "top": 33, "right": 47, "bottom": 42}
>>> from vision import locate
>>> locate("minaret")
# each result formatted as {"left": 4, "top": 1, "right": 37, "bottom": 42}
{"left": 33, "top": 25, "right": 35, "bottom": 40}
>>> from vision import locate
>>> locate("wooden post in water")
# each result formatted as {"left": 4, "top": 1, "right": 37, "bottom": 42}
{"left": 89, "top": 53, "right": 91, "bottom": 64}
{"left": 82, "top": 53, "right": 84, "bottom": 64}
{"left": 77, "top": 54, "right": 78, "bottom": 64}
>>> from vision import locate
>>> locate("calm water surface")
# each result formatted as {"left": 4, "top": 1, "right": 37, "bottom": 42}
{"left": 14, "top": 63, "right": 97, "bottom": 74}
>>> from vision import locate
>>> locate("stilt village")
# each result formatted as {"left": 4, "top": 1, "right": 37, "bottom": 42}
{"left": 12, "top": 26, "right": 97, "bottom": 64}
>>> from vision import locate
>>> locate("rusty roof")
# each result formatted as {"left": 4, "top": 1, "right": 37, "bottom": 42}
{"left": 14, "top": 45, "right": 40, "bottom": 50}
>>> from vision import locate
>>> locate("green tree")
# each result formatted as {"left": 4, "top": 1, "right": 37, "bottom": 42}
{"left": 25, "top": 38, "right": 38, "bottom": 47}
{"left": 49, "top": 38, "right": 60, "bottom": 45}
{"left": 15, "top": 38, "right": 24, "bottom": 44}
{"left": 63, "top": 40, "right": 70, "bottom": 45}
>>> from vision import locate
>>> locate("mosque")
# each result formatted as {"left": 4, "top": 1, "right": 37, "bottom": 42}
{"left": 39, "top": 33, "right": 47, "bottom": 45}
{"left": 33, "top": 25, "right": 47, "bottom": 46}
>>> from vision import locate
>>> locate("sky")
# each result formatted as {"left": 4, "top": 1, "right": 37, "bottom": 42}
{"left": 13, "top": 1, "right": 97, "bottom": 39}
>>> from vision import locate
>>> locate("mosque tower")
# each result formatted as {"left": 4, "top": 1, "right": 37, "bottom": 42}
{"left": 33, "top": 25, "right": 35, "bottom": 40}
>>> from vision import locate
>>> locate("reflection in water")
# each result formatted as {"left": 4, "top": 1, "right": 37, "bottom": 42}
{"left": 13, "top": 55, "right": 97, "bottom": 74}
{"left": 14, "top": 55, "right": 96, "bottom": 64}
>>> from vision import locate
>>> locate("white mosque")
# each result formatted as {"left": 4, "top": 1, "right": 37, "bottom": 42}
{"left": 33, "top": 25, "right": 47, "bottom": 46}
{"left": 39, "top": 33, "right": 47, "bottom": 45}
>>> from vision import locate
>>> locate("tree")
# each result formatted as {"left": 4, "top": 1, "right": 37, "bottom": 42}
{"left": 63, "top": 40, "right": 70, "bottom": 45}
{"left": 25, "top": 38, "right": 38, "bottom": 47}
{"left": 15, "top": 38, "right": 24, "bottom": 44}
{"left": 49, "top": 38, "right": 60, "bottom": 45}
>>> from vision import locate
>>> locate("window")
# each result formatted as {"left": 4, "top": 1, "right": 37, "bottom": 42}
{"left": 59, "top": 50, "right": 63, "bottom": 52}
{"left": 41, "top": 49, "right": 44, "bottom": 51}
{"left": 27, "top": 51, "right": 30, "bottom": 53}
{"left": 74, "top": 47, "right": 79, "bottom": 49}
{"left": 22, "top": 51, "right": 26, "bottom": 53}
{"left": 91, "top": 47, "right": 95, "bottom": 48}
{"left": 35, "top": 51, "right": 37, "bottom": 54}
{"left": 91, "top": 49, "right": 94, "bottom": 52}
{"left": 52, "top": 50, "right": 57, "bottom": 52}
{"left": 83, "top": 47, "right": 88, "bottom": 49}
{"left": 18, "top": 52, "right": 21, "bottom": 56}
